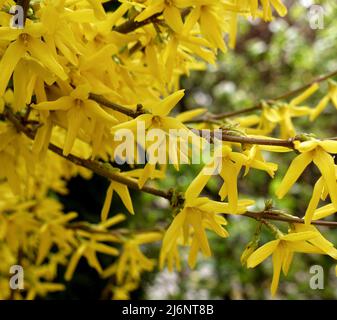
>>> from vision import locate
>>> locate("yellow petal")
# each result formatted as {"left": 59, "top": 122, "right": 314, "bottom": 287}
{"left": 310, "top": 96, "right": 330, "bottom": 121}
{"left": 281, "top": 231, "right": 318, "bottom": 242}
{"left": 101, "top": 182, "right": 114, "bottom": 222}
{"left": 313, "top": 203, "right": 336, "bottom": 221}
{"left": 113, "top": 181, "right": 134, "bottom": 215}
{"left": 286, "top": 241, "right": 324, "bottom": 254}
{"left": 247, "top": 240, "right": 280, "bottom": 268}
{"left": 271, "top": 0, "right": 288, "bottom": 16}
{"left": 187, "top": 236, "right": 199, "bottom": 269}
{"left": 163, "top": 6, "right": 184, "bottom": 33}
{"left": 91, "top": 243, "right": 119, "bottom": 256}
{"left": 63, "top": 106, "right": 84, "bottom": 156}
{"left": 33, "top": 96, "right": 74, "bottom": 111}
{"left": 161, "top": 209, "right": 186, "bottom": 256}
{"left": 111, "top": 114, "right": 153, "bottom": 133}
{"left": 84, "top": 100, "right": 118, "bottom": 124}
{"left": 0, "top": 40, "right": 25, "bottom": 96}
{"left": 313, "top": 149, "right": 337, "bottom": 210}
{"left": 65, "top": 245, "right": 86, "bottom": 281}
{"left": 271, "top": 247, "right": 283, "bottom": 296}
{"left": 100, "top": 213, "right": 126, "bottom": 229}
{"left": 135, "top": 3, "right": 164, "bottom": 22}
{"left": 176, "top": 108, "right": 207, "bottom": 123}
{"left": 153, "top": 90, "right": 185, "bottom": 117}
{"left": 289, "top": 83, "right": 319, "bottom": 106}
{"left": 28, "top": 37, "right": 68, "bottom": 80}
{"left": 138, "top": 162, "right": 155, "bottom": 189}
{"left": 276, "top": 152, "right": 313, "bottom": 198}
{"left": 281, "top": 248, "right": 293, "bottom": 276}
{"left": 294, "top": 140, "right": 318, "bottom": 153}
{"left": 319, "top": 140, "right": 337, "bottom": 154}
{"left": 185, "top": 166, "right": 213, "bottom": 201}
{"left": 219, "top": 160, "right": 239, "bottom": 213}
{"left": 304, "top": 177, "right": 324, "bottom": 224}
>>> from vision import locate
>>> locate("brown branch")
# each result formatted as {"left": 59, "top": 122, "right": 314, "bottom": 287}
{"left": 191, "top": 129, "right": 297, "bottom": 148}
{"left": 113, "top": 12, "right": 161, "bottom": 34}
{"left": 113, "top": 8, "right": 191, "bottom": 34}
{"left": 245, "top": 211, "right": 337, "bottom": 227}
{"left": 89, "top": 93, "right": 296, "bottom": 149}
{"left": 89, "top": 94, "right": 146, "bottom": 118}
{"left": 79, "top": 95, "right": 337, "bottom": 150}
{"left": 210, "top": 68, "right": 337, "bottom": 120}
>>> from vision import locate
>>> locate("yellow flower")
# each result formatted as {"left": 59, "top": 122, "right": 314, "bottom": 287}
{"left": 101, "top": 180, "right": 135, "bottom": 220}
{"left": 209, "top": 144, "right": 276, "bottom": 212}
{"left": 160, "top": 167, "right": 254, "bottom": 269}
{"left": 176, "top": 108, "right": 207, "bottom": 123}
{"left": 242, "top": 144, "right": 278, "bottom": 178}
{"left": 112, "top": 278, "right": 139, "bottom": 300}
{"left": 310, "top": 80, "right": 337, "bottom": 121}
{"left": 111, "top": 90, "right": 192, "bottom": 187}
{"left": 116, "top": 233, "right": 161, "bottom": 284}
{"left": 33, "top": 84, "right": 118, "bottom": 156}
{"left": 247, "top": 230, "right": 322, "bottom": 296}
{"left": 102, "top": 232, "right": 162, "bottom": 285}
{"left": 0, "top": 23, "right": 68, "bottom": 96}
{"left": 135, "top": 0, "right": 194, "bottom": 33}
{"left": 259, "top": 0, "right": 287, "bottom": 21}
{"left": 276, "top": 140, "right": 337, "bottom": 215}
{"left": 39, "top": 1, "right": 91, "bottom": 65}
{"left": 304, "top": 165, "right": 337, "bottom": 224}
{"left": 293, "top": 224, "right": 337, "bottom": 260}
{"left": 194, "top": 3, "right": 227, "bottom": 52}
{"left": 259, "top": 84, "right": 318, "bottom": 138}
{"left": 111, "top": 90, "right": 186, "bottom": 133}
{"left": 211, "top": 145, "right": 248, "bottom": 213}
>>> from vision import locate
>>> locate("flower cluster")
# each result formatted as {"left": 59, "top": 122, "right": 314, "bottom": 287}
{"left": 3, "top": 0, "right": 337, "bottom": 299}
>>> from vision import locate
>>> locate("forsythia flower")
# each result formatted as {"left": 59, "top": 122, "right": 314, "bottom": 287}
{"left": 310, "top": 80, "right": 337, "bottom": 120}
{"left": 105, "top": 232, "right": 162, "bottom": 285}
{"left": 64, "top": 214, "right": 126, "bottom": 281}
{"left": 276, "top": 139, "right": 337, "bottom": 219}
{"left": 209, "top": 144, "right": 275, "bottom": 213}
{"left": 33, "top": 85, "right": 118, "bottom": 156}
{"left": 160, "top": 167, "right": 254, "bottom": 269}
{"left": 258, "top": 83, "right": 318, "bottom": 138}
{"left": 101, "top": 180, "right": 135, "bottom": 220}
{"left": 135, "top": 0, "right": 193, "bottom": 33}
{"left": 0, "top": 23, "right": 68, "bottom": 96}
{"left": 111, "top": 90, "right": 193, "bottom": 187}
{"left": 247, "top": 227, "right": 337, "bottom": 296}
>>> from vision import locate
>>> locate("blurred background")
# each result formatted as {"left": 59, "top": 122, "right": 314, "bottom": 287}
{"left": 51, "top": 0, "right": 337, "bottom": 299}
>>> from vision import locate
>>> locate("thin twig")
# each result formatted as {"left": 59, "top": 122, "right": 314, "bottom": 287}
{"left": 113, "top": 7, "right": 191, "bottom": 34}
{"left": 89, "top": 94, "right": 146, "bottom": 118}
{"left": 191, "top": 129, "right": 296, "bottom": 148}
{"left": 210, "top": 68, "right": 337, "bottom": 120}
{"left": 245, "top": 211, "right": 337, "bottom": 227}
{"left": 114, "top": 13, "right": 161, "bottom": 34}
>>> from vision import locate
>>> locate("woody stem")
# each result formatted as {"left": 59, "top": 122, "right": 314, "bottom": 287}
{"left": 210, "top": 68, "right": 337, "bottom": 120}
{"left": 4, "top": 108, "right": 337, "bottom": 228}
